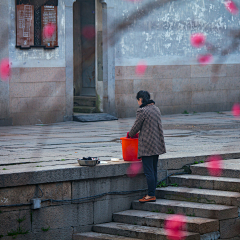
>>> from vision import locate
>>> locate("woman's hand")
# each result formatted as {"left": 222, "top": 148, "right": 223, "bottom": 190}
{"left": 126, "top": 132, "right": 139, "bottom": 139}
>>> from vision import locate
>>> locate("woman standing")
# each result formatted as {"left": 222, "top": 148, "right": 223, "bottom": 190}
{"left": 128, "top": 90, "right": 166, "bottom": 203}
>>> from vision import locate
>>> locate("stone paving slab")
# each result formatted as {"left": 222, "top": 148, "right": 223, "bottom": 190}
{"left": 0, "top": 111, "right": 240, "bottom": 174}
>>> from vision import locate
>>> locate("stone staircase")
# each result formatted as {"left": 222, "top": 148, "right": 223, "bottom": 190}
{"left": 73, "top": 96, "right": 97, "bottom": 113}
{"left": 73, "top": 161, "right": 240, "bottom": 240}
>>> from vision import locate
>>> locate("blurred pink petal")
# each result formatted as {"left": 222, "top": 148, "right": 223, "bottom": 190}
{"left": 82, "top": 25, "right": 95, "bottom": 40}
{"left": 127, "top": 162, "right": 142, "bottom": 178}
{"left": 135, "top": 60, "right": 147, "bottom": 76}
{"left": 190, "top": 33, "right": 206, "bottom": 48}
{"left": 165, "top": 215, "right": 187, "bottom": 240}
{"left": 43, "top": 23, "right": 56, "bottom": 39}
{"left": 224, "top": 0, "right": 239, "bottom": 15}
{"left": 232, "top": 103, "right": 240, "bottom": 117}
{"left": 0, "top": 58, "right": 10, "bottom": 81}
{"left": 197, "top": 54, "right": 213, "bottom": 65}
{"left": 206, "top": 155, "right": 223, "bottom": 177}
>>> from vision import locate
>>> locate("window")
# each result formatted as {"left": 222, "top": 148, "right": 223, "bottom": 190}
{"left": 16, "top": 0, "right": 58, "bottom": 49}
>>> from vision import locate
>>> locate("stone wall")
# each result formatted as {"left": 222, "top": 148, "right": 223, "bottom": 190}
{"left": 115, "top": 64, "right": 240, "bottom": 117}
{"left": 4, "top": 0, "right": 71, "bottom": 125}
{"left": 9, "top": 68, "right": 66, "bottom": 125}
{"left": 114, "top": 0, "right": 240, "bottom": 118}
{"left": 1, "top": 153, "right": 240, "bottom": 239}
{"left": 0, "top": 162, "right": 156, "bottom": 240}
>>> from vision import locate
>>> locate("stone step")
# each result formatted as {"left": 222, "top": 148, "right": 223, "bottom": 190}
{"left": 169, "top": 175, "right": 240, "bottom": 192}
{"left": 156, "top": 186, "right": 240, "bottom": 206}
{"left": 190, "top": 161, "right": 240, "bottom": 178}
{"left": 74, "top": 96, "right": 96, "bottom": 107}
{"left": 132, "top": 199, "right": 238, "bottom": 220}
{"left": 73, "top": 106, "right": 97, "bottom": 113}
{"left": 73, "top": 232, "right": 141, "bottom": 240}
{"left": 93, "top": 222, "right": 200, "bottom": 240}
{"left": 113, "top": 209, "right": 219, "bottom": 235}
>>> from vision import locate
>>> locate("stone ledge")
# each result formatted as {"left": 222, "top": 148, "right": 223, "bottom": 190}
{"left": 1, "top": 152, "right": 240, "bottom": 188}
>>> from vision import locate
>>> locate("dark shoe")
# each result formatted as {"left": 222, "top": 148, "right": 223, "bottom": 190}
{"left": 139, "top": 196, "right": 156, "bottom": 203}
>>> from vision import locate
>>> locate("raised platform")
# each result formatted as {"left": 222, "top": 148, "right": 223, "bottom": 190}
{"left": 1, "top": 111, "right": 240, "bottom": 176}
{"left": 1, "top": 112, "right": 240, "bottom": 239}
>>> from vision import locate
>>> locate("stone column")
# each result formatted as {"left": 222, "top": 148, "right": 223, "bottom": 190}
{"left": 100, "top": 0, "right": 116, "bottom": 116}
{"left": 0, "top": 0, "right": 12, "bottom": 126}
{"left": 64, "top": 0, "right": 75, "bottom": 121}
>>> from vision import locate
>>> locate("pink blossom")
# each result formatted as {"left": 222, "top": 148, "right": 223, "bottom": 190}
{"left": 224, "top": 0, "right": 239, "bottom": 15}
{"left": 197, "top": 54, "right": 213, "bottom": 65}
{"left": 0, "top": 58, "right": 10, "bottom": 81}
{"left": 164, "top": 215, "right": 187, "bottom": 240}
{"left": 135, "top": 60, "right": 147, "bottom": 76}
{"left": 206, "top": 155, "right": 223, "bottom": 177}
{"left": 232, "top": 103, "right": 240, "bottom": 117}
{"left": 190, "top": 33, "right": 206, "bottom": 48}
{"left": 127, "top": 162, "right": 142, "bottom": 178}
{"left": 43, "top": 23, "right": 56, "bottom": 39}
{"left": 82, "top": 25, "right": 95, "bottom": 40}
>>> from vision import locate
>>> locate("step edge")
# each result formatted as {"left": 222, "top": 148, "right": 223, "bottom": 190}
{"left": 113, "top": 210, "right": 219, "bottom": 223}
{"left": 132, "top": 199, "right": 238, "bottom": 209}
{"left": 156, "top": 186, "right": 240, "bottom": 196}
{"left": 93, "top": 222, "right": 200, "bottom": 236}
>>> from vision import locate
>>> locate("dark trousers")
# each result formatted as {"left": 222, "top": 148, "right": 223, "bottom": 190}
{"left": 142, "top": 155, "right": 159, "bottom": 196}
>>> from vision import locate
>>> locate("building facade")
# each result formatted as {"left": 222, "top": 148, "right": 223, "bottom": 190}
{"left": 0, "top": 0, "right": 239, "bottom": 125}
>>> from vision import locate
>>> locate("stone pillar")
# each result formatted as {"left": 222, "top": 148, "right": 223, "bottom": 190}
{"left": 64, "top": 0, "right": 75, "bottom": 121}
{"left": 100, "top": 0, "right": 116, "bottom": 116}
{"left": 0, "top": 0, "right": 12, "bottom": 126}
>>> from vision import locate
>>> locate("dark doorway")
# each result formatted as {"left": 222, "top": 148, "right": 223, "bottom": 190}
{"left": 73, "top": 0, "right": 96, "bottom": 97}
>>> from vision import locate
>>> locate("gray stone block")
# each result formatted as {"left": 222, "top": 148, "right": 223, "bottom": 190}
{"left": 93, "top": 222, "right": 200, "bottom": 240}
{"left": 226, "top": 64, "right": 240, "bottom": 77}
{"left": 220, "top": 218, "right": 240, "bottom": 239}
{"left": 73, "top": 224, "right": 93, "bottom": 234}
{"left": 191, "top": 165, "right": 240, "bottom": 179}
{"left": 156, "top": 186, "right": 240, "bottom": 206}
{"left": 191, "top": 65, "right": 226, "bottom": 78}
{"left": 192, "top": 91, "right": 228, "bottom": 105}
{"left": 32, "top": 203, "right": 93, "bottom": 231}
{"left": 73, "top": 232, "right": 140, "bottom": 240}
{"left": 93, "top": 194, "right": 143, "bottom": 224}
{"left": 0, "top": 182, "right": 71, "bottom": 207}
{"left": 0, "top": 209, "right": 31, "bottom": 237}
{"left": 169, "top": 175, "right": 215, "bottom": 190}
{"left": 133, "top": 78, "right": 172, "bottom": 94}
{"left": 115, "top": 94, "right": 137, "bottom": 108}
{"left": 72, "top": 178, "right": 111, "bottom": 199}
{"left": 172, "top": 78, "right": 191, "bottom": 92}
{"left": 117, "top": 107, "right": 137, "bottom": 118}
{"left": 113, "top": 210, "right": 219, "bottom": 234}
{"left": 153, "top": 65, "right": 191, "bottom": 79}
{"left": 132, "top": 199, "right": 238, "bottom": 220}
{"left": 33, "top": 227, "right": 73, "bottom": 240}
{"left": 109, "top": 174, "right": 147, "bottom": 192}
{"left": 115, "top": 80, "right": 134, "bottom": 95}
{"left": 191, "top": 77, "right": 212, "bottom": 92}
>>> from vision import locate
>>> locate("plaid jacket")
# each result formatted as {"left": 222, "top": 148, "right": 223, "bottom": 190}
{"left": 129, "top": 104, "right": 166, "bottom": 158}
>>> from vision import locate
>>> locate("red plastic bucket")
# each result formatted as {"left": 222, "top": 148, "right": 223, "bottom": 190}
{"left": 120, "top": 137, "right": 141, "bottom": 161}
